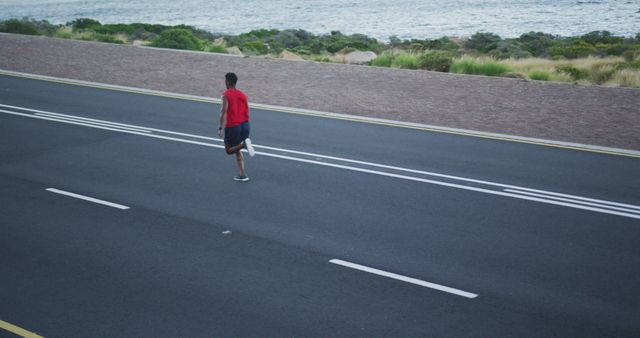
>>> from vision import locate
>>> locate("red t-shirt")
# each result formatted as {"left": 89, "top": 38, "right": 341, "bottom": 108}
{"left": 224, "top": 88, "right": 249, "bottom": 127}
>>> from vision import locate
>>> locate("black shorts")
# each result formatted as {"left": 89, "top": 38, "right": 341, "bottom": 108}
{"left": 224, "top": 121, "right": 250, "bottom": 147}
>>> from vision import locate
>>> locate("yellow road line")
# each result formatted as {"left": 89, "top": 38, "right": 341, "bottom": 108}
{"left": 0, "top": 320, "right": 44, "bottom": 338}
{"left": 1, "top": 69, "right": 638, "bottom": 159}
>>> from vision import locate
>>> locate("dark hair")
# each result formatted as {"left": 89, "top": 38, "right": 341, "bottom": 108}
{"left": 225, "top": 72, "right": 238, "bottom": 86}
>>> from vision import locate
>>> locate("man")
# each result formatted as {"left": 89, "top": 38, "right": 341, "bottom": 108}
{"left": 218, "top": 72, "right": 255, "bottom": 182}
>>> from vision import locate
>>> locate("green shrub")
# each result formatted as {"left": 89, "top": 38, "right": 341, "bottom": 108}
{"left": 225, "top": 28, "right": 387, "bottom": 55}
{"left": 130, "top": 27, "right": 156, "bottom": 41}
{"left": 389, "top": 35, "right": 403, "bottom": 47}
{"left": 391, "top": 53, "right": 418, "bottom": 69}
{"left": 204, "top": 43, "right": 227, "bottom": 53}
{"left": 422, "top": 37, "right": 460, "bottom": 52}
{"left": 177, "top": 25, "right": 216, "bottom": 41}
{"left": 418, "top": 51, "right": 454, "bottom": 72}
{"left": 589, "top": 63, "right": 616, "bottom": 84}
{"left": 93, "top": 23, "right": 137, "bottom": 35}
{"left": 70, "top": 21, "right": 212, "bottom": 43}
{"left": 151, "top": 28, "right": 202, "bottom": 50}
{"left": 325, "top": 31, "right": 385, "bottom": 53}
{"left": 241, "top": 40, "right": 268, "bottom": 54}
{"left": 451, "top": 58, "right": 512, "bottom": 76}
{"left": 0, "top": 19, "right": 39, "bottom": 35}
{"left": 555, "top": 65, "right": 588, "bottom": 80}
{"left": 244, "top": 29, "right": 280, "bottom": 39}
{"left": 372, "top": 52, "right": 394, "bottom": 67}
{"left": 151, "top": 24, "right": 180, "bottom": 35}
{"left": 292, "top": 46, "right": 312, "bottom": 55}
{"left": 529, "top": 71, "right": 551, "bottom": 81}
{"left": 92, "top": 33, "right": 124, "bottom": 44}
{"left": 409, "top": 43, "right": 424, "bottom": 52}
{"left": 227, "top": 28, "right": 332, "bottom": 54}
{"left": 489, "top": 39, "right": 533, "bottom": 59}
{"left": 17, "top": 18, "right": 59, "bottom": 36}
{"left": 518, "top": 31, "right": 557, "bottom": 57}
{"left": 314, "top": 56, "right": 332, "bottom": 63}
{"left": 54, "top": 30, "right": 73, "bottom": 39}
{"left": 272, "top": 29, "right": 310, "bottom": 50}
{"left": 551, "top": 40, "right": 597, "bottom": 59}
{"left": 612, "top": 61, "right": 631, "bottom": 71}
{"left": 0, "top": 18, "right": 59, "bottom": 36}
{"left": 307, "top": 38, "right": 324, "bottom": 54}
{"left": 67, "top": 18, "right": 101, "bottom": 31}
{"left": 581, "top": 31, "right": 623, "bottom": 45}
{"left": 465, "top": 32, "right": 502, "bottom": 53}
{"left": 623, "top": 50, "right": 637, "bottom": 62}
{"left": 595, "top": 43, "right": 632, "bottom": 57}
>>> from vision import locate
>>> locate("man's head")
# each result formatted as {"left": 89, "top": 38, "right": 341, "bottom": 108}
{"left": 225, "top": 72, "right": 238, "bottom": 88}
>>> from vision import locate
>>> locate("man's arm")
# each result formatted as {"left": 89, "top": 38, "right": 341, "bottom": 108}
{"left": 218, "top": 95, "right": 228, "bottom": 137}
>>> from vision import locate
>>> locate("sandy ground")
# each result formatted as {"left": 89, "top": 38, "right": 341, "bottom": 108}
{"left": 1, "top": 33, "right": 638, "bottom": 150}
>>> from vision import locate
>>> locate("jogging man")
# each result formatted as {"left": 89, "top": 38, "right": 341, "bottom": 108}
{"left": 218, "top": 72, "right": 255, "bottom": 182}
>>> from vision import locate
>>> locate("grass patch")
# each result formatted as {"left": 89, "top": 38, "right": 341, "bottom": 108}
{"left": 371, "top": 52, "right": 394, "bottom": 67}
{"left": 418, "top": 51, "right": 454, "bottom": 72}
{"left": 589, "top": 63, "right": 616, "bottom": 84}
{"left": 314, "top": 56, "right": 334, "bottom": 63}
{"left": 609, "top": 69, "right": 640, "bottom": 87}
{"left": 528, "top": 70, "right": 551, "bottom": 81}
{"left": 203, "top": 43, "right": 227, "bottom": 53}
{"left": 556, "top": 65, "right": 588, "bottom": 81}
{"left": 53, "top": 28, "right": 73, "bottom": 39}
{"left": 93, "top": 33, "right": 125, "bottom": 44}
{"left": 391, "top": 53, "right": 418, "bottom": 69}
{"left": 451, "top": 57, "right": 512, "bottom": 76}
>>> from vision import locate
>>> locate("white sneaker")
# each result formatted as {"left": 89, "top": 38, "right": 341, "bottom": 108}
{"left": 233, "top": 175, "right": 250, "bottom": 182}
{"left": 244, "top": 138, "right": 256, "bottom": 157}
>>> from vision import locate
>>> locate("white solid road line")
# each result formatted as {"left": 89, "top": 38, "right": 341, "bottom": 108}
{"left": 34, "top": 113, "right": 152, "bottom": 133}
{"left": 504, "top": 189, "right": 640, "bottom": 214}
{"left": 257, "top": 151, "right": 640, "bottom": 219}
{"left": 1, "top": 103, "right": 206, "bottom": 139}
{"left": 0, "top": 103, "right": 152, "bottom": 133}
{"left": 45, "top": 188, "right": 129, "bottom": 210}
{"left": 0, "top": 109, "right": 154, "bottom": 135}
{"left": 505, "top": 187, "right": 640, "bottom": 211}
{"left": 329, "top": 259, "right": 478, "bottom": 299}
{"left": 2, "top": 105, "right": 639, "bottom": 219}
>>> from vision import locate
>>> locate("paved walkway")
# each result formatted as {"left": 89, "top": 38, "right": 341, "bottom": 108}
{"left": 1, "top": 33, "right": 638, "bottom": 150}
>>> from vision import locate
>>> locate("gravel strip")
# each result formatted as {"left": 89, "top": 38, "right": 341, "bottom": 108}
{"left": 1, "top": 33, "right": 638, "bottom": 150}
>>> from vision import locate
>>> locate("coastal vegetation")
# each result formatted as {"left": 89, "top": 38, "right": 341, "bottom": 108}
{"left": 450, "top": 57, "right": 512, "bottom": 76}
{"left": 1, "top": 18, "right": 639, "bottom": 87}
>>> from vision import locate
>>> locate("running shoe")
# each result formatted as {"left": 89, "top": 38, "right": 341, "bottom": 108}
{"left": 233, "top": 175, "right": 250, "bottom": 182}
{"left": 244, "top": 138, "right": 256, "bottom": 157}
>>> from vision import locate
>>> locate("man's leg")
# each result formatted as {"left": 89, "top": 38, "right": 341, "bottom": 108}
{"left": 235, "top": 151, "right": 246, "bottom": 176}
{"left": 225, "top": 142, "right": 244, "bottom": 155}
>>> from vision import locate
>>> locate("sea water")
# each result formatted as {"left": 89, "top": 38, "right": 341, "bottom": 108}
{"left": 0, "top": 0, "right": 638, "bottom": 40}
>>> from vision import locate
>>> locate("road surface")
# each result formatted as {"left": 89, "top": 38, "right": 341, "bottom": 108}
{"left": 1, "top": 74, "right": 639, "bottom": 337}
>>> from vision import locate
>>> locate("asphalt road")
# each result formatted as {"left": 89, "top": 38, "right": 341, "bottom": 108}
{"left": 1, "top": 73, "right": 639, "bottom": 337}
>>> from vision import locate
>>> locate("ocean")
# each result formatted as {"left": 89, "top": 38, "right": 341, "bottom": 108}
{"left": 0, "top": 0, "right": 638, "bottom": 40}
